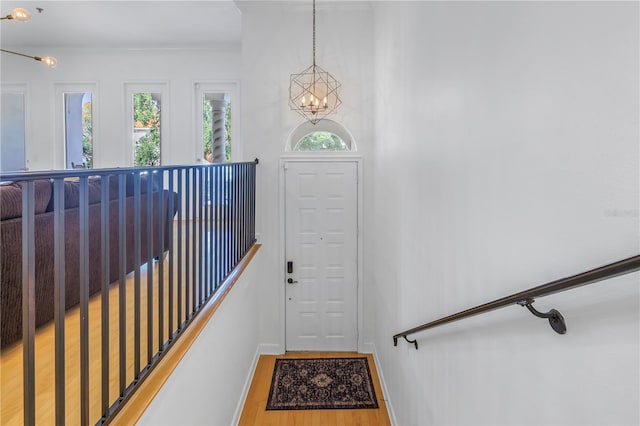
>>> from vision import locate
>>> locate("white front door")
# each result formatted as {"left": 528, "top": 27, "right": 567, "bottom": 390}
{"left": 284, "top": 161, "right": 358, "bottom": 351}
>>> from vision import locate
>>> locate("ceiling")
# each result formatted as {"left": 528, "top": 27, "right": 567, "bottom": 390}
{"left": 0, "top": 1, "right": 243, "bottom": 48}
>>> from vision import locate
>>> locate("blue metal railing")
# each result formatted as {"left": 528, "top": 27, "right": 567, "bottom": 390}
{"left": 0, "top": 161, "right": 257, "bottom": 425}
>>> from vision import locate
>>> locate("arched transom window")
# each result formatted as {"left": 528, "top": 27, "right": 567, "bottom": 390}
{"left": 295, "top": 131, "right": 347, "bottom": 151}
{"left": 286, "top": 119, "right": 356, "bottom": 152}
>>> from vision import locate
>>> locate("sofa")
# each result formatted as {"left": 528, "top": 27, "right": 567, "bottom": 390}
{"left": 0, "top": 175, "right": 178, "bottom": 348}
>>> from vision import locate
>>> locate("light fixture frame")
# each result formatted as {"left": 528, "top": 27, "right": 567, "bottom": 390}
{"left": 0, "top": 7, "right": 57, "bottom": 68}
{"left": 1, "top": 7, "right": 31, "bottom": 21}
{"left": 288, "top": 0, "right": 341, "bottom": 125}
{"left": 0, "top": 48, "right": 57, "bottom": 68}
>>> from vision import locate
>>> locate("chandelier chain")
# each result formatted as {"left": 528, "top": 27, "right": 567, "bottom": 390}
{"left": 289, "top": 0, "right": 341, "bottom": 124}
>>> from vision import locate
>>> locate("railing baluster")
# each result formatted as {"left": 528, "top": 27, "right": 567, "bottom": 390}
{"left": 241, "top": 164, "right": 246, "bottom": 253}
{"left": 79, "top": 177, "right": 90, "bottom": 426}
{"left": 21, "top": 181, "right": 36, "bottom": 426}
{"left": 177, "top": 169, "right": 183, "bottom": 328}
{"left": 184, "top": 168, "right": 191, "bottom": 321}
{"left": 234, "top": 164, "right": 243, "bottom": 264}
{"left": 204, "top": 166, "right": 210, "bottom": 298}
{"left": 227, "top": 164, "right": 232, "bottom": 276}
{"left": 133, "top": 173, "right": 141, "bottom": 377}
{"left": 232, "top": 164, "right": 236, "bottom": 267}
{"left": 198, "top": 167, "right": 204, "bottom": 305}
{"left": 224, "top": 165, "right": 227, "bottom": 277}
{"left": 189, "top": 167, "right": 200, "bottom": 312}
{"left": 100, "top": 175, "right": 110, "bottom": 418}
{"left": 212, "top": 166, "right": 220, "bottom": 290}
{"left": 218, "top": 165, "right": 223, "bottom": 281}
{"left": 118, "top": 173, "right": 127, "bottom": 396}
{"left": 168, "top": 170, "right": 175, "bottom": 340}
{"left": 209, "top": 167, "right": 216, "bottom": 296}
{"left": 158, "top": 171, "right": 165, "bottom": 351}
{"left": 53, "top": 178, "right": 66, "bottom": 426}
{"left": 146, "top": 173, "right": 154, "bottom": 365}
{"left": 252, "top": 162, "right": 257, "bottom": 242}
{"left": 238, "top": 164, "right": 242, "bottom": 263}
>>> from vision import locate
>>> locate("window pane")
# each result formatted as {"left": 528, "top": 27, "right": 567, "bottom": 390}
{"left": 202, "top": 96, "right": 231, "bottom": 163}
{"left": 1, "top": 92, "right": 26, "bottom": 172}
{"left": 294, "top": 131, "right": 347, "bottom": 151}
{"left": 64, "top": 92, "right": 93, "bottom": 169}
{"left": 133, "top": 92, "right": 161, "bottom": 166}
{"left": 203, "top": 96, "right": 213, "bottom": 162}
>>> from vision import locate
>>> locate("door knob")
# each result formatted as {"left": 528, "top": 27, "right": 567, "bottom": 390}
{"left": 287, "top": 278, "right": 298, "bottom": 284}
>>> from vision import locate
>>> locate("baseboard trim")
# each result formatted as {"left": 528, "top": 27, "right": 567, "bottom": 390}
{"left": 232, "top": 343, "right": 283, "bottom": 424}
{"left": 359, "top": 341, "right": 375, "bottom": 354}
{"left": 259, "top": 343, "right": 284, "bottom": 355}
{"left": 232, "top": 346, "right": 261, "bottom": 426}
{"left": 372, "top": 345, "right": 398, "bottom": 426}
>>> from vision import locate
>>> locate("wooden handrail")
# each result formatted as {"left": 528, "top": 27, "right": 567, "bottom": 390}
{"left": 393, "top": 255, "right": 640, "bottom": 349}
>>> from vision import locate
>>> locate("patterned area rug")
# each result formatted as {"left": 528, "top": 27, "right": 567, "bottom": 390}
{"left": 266, "top": 357, "right": 379, "bottom": 410}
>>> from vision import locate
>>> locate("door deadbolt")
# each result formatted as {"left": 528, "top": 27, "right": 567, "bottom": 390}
{"left": 287, "top": 261, "right": 293, "bottom": 274}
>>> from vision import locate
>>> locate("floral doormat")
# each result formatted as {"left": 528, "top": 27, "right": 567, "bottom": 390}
{"left": 266, "top": 357, "right": 379, "bottom": 410}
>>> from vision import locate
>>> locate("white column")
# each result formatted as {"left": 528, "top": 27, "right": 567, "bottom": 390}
{"left": 209, "top": 99, "right": 227, "bottom": 163}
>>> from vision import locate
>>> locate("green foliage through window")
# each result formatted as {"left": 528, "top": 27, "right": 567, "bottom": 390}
{"left": 133, "top": 93, "right": 161, "bottom": 166}
{"left": 81, "top": 96, "right": 93, "bottom": 168}
{"left": 294, "top": 132, "right": 347, "bottom": 151}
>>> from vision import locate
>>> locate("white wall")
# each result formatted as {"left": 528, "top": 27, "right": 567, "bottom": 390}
{"left": 139, "top": 249, "right": 264, "bottom": 426}
{"left": 371, "top": 2, "right": 639, "bottom": 425}
{"left": 238, "top": 1, "right": 375, "bottom": 352}
{"left": 3, "top": 2, "right": 638, "bottom": 424}
{"left": 0, "top": 46, "right": 240, "bottom": 170}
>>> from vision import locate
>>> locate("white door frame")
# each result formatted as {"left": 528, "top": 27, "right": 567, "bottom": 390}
{"left": 279, "top": 154, "right": 364, "bottom": 352}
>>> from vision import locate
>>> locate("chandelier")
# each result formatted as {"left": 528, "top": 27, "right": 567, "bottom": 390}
{"left": 1, "top": 7, "right": 31, "bottom": 21}
{"left": 1, "top": 6, "right": 57, "bottom": 68}
{"left": 289, "top": 0, "right": 341, "bottom": 125}
{"left": 1, "top": 48, "right": 57, "bottom": 68}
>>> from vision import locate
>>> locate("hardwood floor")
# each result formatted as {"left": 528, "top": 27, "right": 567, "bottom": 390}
{"left": 0, "top": 259, "right": 174, "bottom": 425}
{"left": 239, "top": 352, "right": 392, "bottom": 426}
{"left": 0, "top": 220, "right": 241, "bottom": 425}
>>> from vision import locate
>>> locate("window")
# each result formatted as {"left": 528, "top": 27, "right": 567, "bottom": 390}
{"left": 55, "top": 83, "right": 97, "bottom": 169}
{"left": 64, "top": 92, "right": 93, "bottom": 168}
{"left": 1, "top": 85, "right": 27, "bottom": 172}
{"left": 286, "top": 119, "right": 355, "bottom": 152}
{"left": 133, "top": 92, "right": 161, "bottom": 166}
{"left": 202, "top": 95, "right": 231, "bottom": 163}
{"left": 195, "top": 82, "right": 238, "bottom": 164}
{"left": 125, "top": 82, "right": 168, "bottom": 167}
{"left": 294, "top": 131, "right": 348, "bottom": 151}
